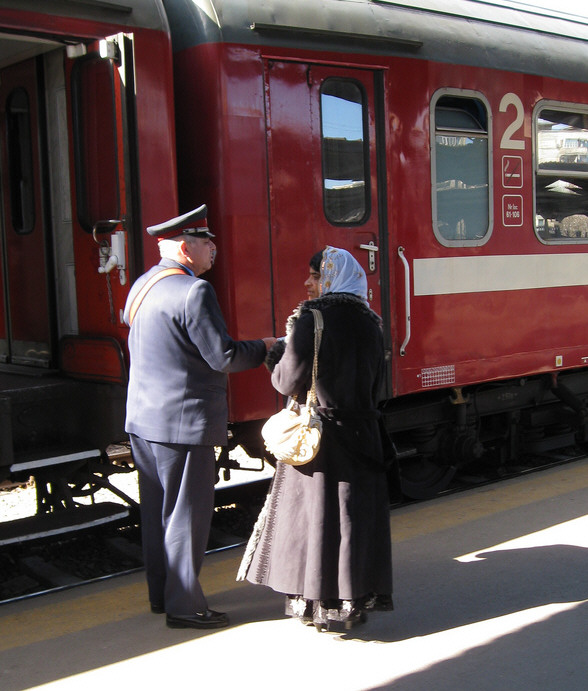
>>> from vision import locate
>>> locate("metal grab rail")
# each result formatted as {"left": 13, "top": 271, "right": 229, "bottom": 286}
{"left": 398, "top": 246, "right": 411, "bottom": 356}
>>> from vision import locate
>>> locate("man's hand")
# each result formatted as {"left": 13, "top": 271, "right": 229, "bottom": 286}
{"left": 262, "top": 337, "right": 278, "bottom": 350}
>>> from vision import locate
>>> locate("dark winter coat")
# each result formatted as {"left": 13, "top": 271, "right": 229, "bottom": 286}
{"left": 246, "top": 293, "right": 393, "bottom": 601}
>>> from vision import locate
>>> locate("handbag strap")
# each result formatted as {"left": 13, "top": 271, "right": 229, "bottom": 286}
{"left": 307, "top": 308, "right": 324, "bottom": 407}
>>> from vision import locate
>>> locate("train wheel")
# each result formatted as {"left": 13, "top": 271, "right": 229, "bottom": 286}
{"left": 399, "top": 458, "right": 456, "bottom": 500}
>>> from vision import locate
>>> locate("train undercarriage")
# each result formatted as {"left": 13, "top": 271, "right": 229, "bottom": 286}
{"left": 2, "top": 366, "right": 588, "bottom": 545}
{"left": 379, "top": 368, "right": 588, "bottom": 499}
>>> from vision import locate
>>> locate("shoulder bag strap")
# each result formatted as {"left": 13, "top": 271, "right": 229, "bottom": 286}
{"left": 307, "top": 308, "right": 324, "bottom": 407}
{"left": 128, "top": 267, "right": 186, "bottom": 326}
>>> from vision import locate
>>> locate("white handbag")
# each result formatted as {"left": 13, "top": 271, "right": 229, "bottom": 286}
{"left": 262, "top": 309, "right": 324, "bottom": 466}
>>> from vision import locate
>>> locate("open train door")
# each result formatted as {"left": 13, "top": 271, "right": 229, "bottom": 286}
{"left": 68, "top": 35, "right": 135, "bottom": 332}
{"left": 0, "top": 34, "right": 136, "bottom": 375}
{"left": 62, "top": 34, "right": 138, "bottom": 382}
{"left": 0, "top": 59, "right": 52, "bottom": 367}
{"left": 264, "top": 61, "right": 389, "bottom": 357}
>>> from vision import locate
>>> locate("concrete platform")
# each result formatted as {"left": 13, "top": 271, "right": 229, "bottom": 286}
{"left": 2, "top": 458, "right": 588, "bottom": 690}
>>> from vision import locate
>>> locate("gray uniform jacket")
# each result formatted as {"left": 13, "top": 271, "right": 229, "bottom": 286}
{"left": 123, "top": 258, "right": 266, "bottom": 446}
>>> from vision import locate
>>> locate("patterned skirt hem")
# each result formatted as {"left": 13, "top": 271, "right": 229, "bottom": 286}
{"left": 285, "top": 593, "right": 393, "bottom": 628}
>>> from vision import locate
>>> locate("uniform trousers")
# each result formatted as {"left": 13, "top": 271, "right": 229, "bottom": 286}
{"left": 130, "top": 435, "right": 216, "bottom": 615}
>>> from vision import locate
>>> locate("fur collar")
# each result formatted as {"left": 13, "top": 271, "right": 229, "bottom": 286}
{"left": 265, "top": 293, "right": 382, "bottom": 372}
{"left": 285, "top": 293, "right": 382, "bottom": 337}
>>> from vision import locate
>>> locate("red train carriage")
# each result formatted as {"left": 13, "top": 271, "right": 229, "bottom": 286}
{"left": 3, "top": 0, "right": 588, "bottom": 541}
{"left": 166, "top": 0, "right": 588, "bottom": 496}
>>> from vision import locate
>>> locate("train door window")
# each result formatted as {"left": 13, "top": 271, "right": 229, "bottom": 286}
{"left": 71, "top": 54, "right": 120, "bottom": 233}
{"left": 6, "top": 88, "right": 35, "bottom": 234}
{"left": 431, "top": 90, "right": 492, "bottom": 246}
{"left": 534, "top": 103, "right": 588, "bottom": 243}
{"left": 320, "top": 79, "right": 369, "bottom": 224}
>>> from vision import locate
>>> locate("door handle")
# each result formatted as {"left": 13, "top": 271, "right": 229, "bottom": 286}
{"left": 359, "top": 241, "right": 378, "bottom": 272}
{"left": 92, "top": 219, "right": 122, "bottom": 243}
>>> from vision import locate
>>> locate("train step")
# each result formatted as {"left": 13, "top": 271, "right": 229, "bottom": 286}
{"left": 0, "top": 502, "right": 130, "bottom": 546}
{"left": 9, "top": 447, "right": 103, "bottom": 475}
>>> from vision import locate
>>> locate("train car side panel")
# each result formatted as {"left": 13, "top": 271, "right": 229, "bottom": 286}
{"left": 390, "top": 59, "right": 588, "bottom": 397}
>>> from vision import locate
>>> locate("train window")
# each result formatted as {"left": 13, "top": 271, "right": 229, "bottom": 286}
{"left": 320, "top": 79, "right": 369, "bottom": 224}
{"left": 71, "top": 55, "right": 120, "bottom": 233}
{"left": 6, "top": 88, "right": 35, "bottom": 234}
{"left": 431, "top": 91, "right": 492, "bottom": 246}
{"left": 534, "top": 104, "right": 588, "bottom": 243}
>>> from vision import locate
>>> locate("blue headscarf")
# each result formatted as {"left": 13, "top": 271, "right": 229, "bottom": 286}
{"left": 319, "top": 246, "right": 368, "bottom": 305}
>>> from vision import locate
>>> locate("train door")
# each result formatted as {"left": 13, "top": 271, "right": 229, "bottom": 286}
{"left": 67, "top": 35, "right": 134, "bottom": 339}
{"left": 0, "top": 59, "right": 52, "bottom": 367}
{"left": 264, "top": 61, "right": 387, "bottom": 336}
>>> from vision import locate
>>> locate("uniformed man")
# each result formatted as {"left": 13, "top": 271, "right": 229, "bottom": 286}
{"left": 124, "top": 204, "right": 275, "bottom": 629}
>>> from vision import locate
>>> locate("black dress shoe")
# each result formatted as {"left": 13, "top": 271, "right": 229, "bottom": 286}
{"left": 150, "top": 603, "right": 165, "bottom": 614}
{"left": 166, "top": 609, "right": 229, "bottom": 629}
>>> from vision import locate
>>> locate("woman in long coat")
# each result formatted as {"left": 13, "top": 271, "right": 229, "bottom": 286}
{"left": 241, "top": 246, "right": 393, "bottom": 630}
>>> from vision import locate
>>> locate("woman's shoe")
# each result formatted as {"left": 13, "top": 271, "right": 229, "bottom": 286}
{"left": 372, "top": 595, "right": 394, "bottom": 611}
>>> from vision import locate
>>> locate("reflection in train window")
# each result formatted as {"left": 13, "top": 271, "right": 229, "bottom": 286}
{"left": 320, "top": 79, "right": 368, "bottom": 224}
{"left": 535, "top": 104, "right": 588, "bottom": 243}
{"left": 431, "top": 91, "right": 491, "bottom": 246}
{"left": 6, "top": 88, "right": 35, "bottom": 234}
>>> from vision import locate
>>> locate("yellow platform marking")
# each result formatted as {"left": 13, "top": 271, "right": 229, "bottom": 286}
{"left": 391, "top": 459, "right": 588, "bottom": 542}
{"left": 0, "top": 555, "right": 246, "bottom": 652}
